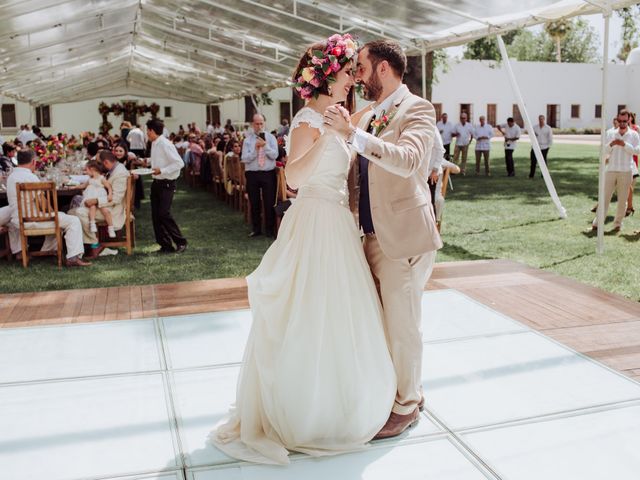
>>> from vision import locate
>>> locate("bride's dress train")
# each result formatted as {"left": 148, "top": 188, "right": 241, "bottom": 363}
{"left": 210, "top": 107, "right": 396, "bottom": 465}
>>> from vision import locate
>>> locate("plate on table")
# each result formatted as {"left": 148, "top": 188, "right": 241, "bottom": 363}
{"left": 132, "top": 168, "right": 154, "bottom": 175}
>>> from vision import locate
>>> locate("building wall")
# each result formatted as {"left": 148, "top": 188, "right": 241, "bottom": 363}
{"left": 431, "top": 59, "right": 633, "bottom": 130}
{"left": 2, "top": 59, "right": 638, "bottom": 137}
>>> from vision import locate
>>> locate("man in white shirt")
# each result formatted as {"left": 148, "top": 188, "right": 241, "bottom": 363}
{"left": 206, "top": 121, "right": 215, "bottom": 137}
{"left": 474, "top": 115, "right": 493, "bottom": 176}
{"left": 530, "top": 115, "right": 553, "bottom": 178}
{"left": 7, "top": 149, "right": 90, "bottom": 266}
{"left": 591, "top": 110, "right": 640, "bottom": 233}
{"left": 436, "top": 112, "right": 454, "bottom": 160}
{"left": 497, "top": 117, "right": 521, "bottom": 176}
{"left": 452, "top": 113, "right": 474, "bottom": 175}
{"left": 148, "top": 118, "right": 187, "bottom": 253}
{"left": 16, "top": 125, "right": 38, "bottom": 145}
{"left": 126, "top": 124, "right": 146, "bottom": 158}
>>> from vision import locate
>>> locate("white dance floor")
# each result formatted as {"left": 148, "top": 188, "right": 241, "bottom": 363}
{"left": 1, "top": 289, "right": 639, "bottom": 480}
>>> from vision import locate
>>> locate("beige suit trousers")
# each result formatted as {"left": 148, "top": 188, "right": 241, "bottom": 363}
{"left": 592, "top": 171, "right": 633, "bottom": 229}
{"left": 363, "top": 234, "right": 436, "bottom": 415}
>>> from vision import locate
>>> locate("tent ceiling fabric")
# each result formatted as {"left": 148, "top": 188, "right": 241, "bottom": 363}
{"left": 0, "top": 0, "right": 636, "bottom": 105}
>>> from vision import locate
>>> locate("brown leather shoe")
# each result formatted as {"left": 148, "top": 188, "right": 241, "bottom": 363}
{"left": 84, "top": 245, "right": 105, "bottom": 259}
{"left": 66, "top": 257, "right": 92, "bottom": 267}
{"left": 373, "top": 407, "right": 420, "bottom": 440}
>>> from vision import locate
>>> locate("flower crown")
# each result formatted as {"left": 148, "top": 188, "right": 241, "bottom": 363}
{"left": 292, "top": 33, "right": 358, "bottom": 100}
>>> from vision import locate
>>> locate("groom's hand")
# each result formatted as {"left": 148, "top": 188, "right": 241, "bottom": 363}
{"left": 324, "top": 105, "right": 354, "bottom": 139}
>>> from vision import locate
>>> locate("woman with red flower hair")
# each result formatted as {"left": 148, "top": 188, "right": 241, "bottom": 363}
{"left": 210, "top": 33, "right": 396, "bottom": 465}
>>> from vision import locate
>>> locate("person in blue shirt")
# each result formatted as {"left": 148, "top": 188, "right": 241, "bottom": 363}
{"left": 242, "top": 113, "right": 279, "bottom": 237}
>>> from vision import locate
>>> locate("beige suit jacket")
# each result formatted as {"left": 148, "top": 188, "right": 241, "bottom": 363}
{"left": 98, "top": 162, "right": 130, "bottom": 229}
{"left": 349, "top": 85, "right": 443, "bottom": 260}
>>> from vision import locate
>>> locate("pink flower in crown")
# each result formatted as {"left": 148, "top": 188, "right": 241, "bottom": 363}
{"left": 301, "top": 86, "right": 314, "bottom": 98}
{"left": 332, "top": 46, "right": 343, "bottom": 56}
{"left": 330, "top": 61, "right": 341, "bottom": 72}
{"left": 309, "top": 76, "right": 321, "bottom": 87}
{"left": 328, "top": 34, "right": 342, "bottom": 43}
{"left": 311, "top": 56, "right": 324, "bottom": 66}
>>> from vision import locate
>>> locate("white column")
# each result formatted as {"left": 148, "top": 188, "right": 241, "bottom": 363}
{"left": 497, "top": 35, "right": 567, "bottom": 219}
{"left": 596, "top": 13, "right": 611, "bottom": 254}
{"left": 421, "top": 43, "right": 427, "bottom": 99}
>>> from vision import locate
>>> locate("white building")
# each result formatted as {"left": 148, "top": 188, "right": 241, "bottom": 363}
{"left": 2, "top": 49, "right": 640, "bottom": 138}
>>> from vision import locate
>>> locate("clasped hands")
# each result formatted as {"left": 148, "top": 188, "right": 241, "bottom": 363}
{"left": 324, "top": 105, "right": 354, "bottom": 139}
{"left": 609, "top": 139, "right": 626, "bottom": 147}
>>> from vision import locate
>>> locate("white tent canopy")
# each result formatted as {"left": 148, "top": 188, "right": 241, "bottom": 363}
{"left": 0, "top": 0, "right": 636, "bottom": 105}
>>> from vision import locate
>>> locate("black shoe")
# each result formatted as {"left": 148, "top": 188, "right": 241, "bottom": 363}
{"left": 175, "top": 243, "right": 188, "bottom": 253}
{"left": 155, "top": 246, "right": 176, "bottom": 254}
{"left": 248, "top": 231, "right": 262, "bottom": 238}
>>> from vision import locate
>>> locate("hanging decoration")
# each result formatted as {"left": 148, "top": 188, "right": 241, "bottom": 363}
{"left": 98, "top": 101, "right": 161, "bottom": 133}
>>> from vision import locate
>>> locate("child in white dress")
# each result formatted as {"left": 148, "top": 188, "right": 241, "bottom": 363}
{"left": 81, "top": 160, "right": 116, "bottom": 237}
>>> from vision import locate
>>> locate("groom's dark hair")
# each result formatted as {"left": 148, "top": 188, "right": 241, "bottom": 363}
{"left": 362, "top": 40, "right": 406, "bottom": 78}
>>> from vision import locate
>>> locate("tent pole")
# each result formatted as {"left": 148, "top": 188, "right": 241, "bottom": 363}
{"left": 421, "top": 43, "right": 427, "bottom": 99}
{"left": 496, "top": 35, "right": 567, "bottom": 219}
{"left": 596, "top": 12, "right": 611, "bottom": 254}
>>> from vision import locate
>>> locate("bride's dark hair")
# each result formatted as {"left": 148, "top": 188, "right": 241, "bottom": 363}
{"left": 291, "top": 34, "right": 358, "bottom": 112}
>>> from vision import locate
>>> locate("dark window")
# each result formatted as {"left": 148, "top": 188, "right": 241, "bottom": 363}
{"left": 546, "top": 104, "right": 559, "bottom": 128}
{"left": 513, "top": 104, "right": 524, "bottom": 128}
{"left": 292, "top": 90, "right": 305, "bottom": 115}
{"left": 164, "top": 106, "right": 172, "bottom": 118}
{"left": 486, "top": 104, "right": 497, "bottom": 126}
{"left": 433, "top": 103, "right": 442, "bottom": 121}
{"left": 459, "top": 103, "right": 473, "bottom": 122}
{"left": 36, "top": 105, "right": 51, "bottom": 127}
{"left": 571, "top": 104, "right": 580, "bottom": 118}
{"left": 244, "top": 96, "right": 257, "bottom": 123}
{"left": 279, "top": 102, "right": 291, "bottom": 124}
{"left": 595, "top": 105, "right": 602, "bottom": 119}
{"left": 1, "top": 104, "right": 17, "bottom": 129}
{"left": 206, "top": 105, "right": 220, "bottom": 125}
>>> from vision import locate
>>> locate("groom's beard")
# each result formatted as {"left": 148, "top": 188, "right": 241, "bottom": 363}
{"left": 360, "top": 72, "right": 383, "bottom": 102}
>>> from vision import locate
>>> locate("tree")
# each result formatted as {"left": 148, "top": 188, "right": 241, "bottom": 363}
{"left": 462, "top": 31, "right": 518, "bottom": 61}
{"left": 506, "top": 19, "right": 600, "bottom": 63}
{"left": 616, "top": 6, "right": 640, "bottom": 62}
{"left": 545, "top": 20, "right": 572, "bottom": 62}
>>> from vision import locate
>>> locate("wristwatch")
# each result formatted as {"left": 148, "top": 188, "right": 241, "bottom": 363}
{"left": 346, "top": 127, "right": 357, "bottom": 145}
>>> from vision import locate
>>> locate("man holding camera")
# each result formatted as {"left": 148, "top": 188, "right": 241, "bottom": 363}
{"left": 242, "top": 113, "right": 279, "bottom": 238}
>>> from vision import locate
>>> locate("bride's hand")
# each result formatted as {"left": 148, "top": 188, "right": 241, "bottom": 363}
{"left": 324, "top": 105, "right": 354, "bottom": 139}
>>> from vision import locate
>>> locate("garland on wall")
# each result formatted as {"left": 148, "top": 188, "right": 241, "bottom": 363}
{"left": 98, "top": 101, "right": 161, "bottom": 133}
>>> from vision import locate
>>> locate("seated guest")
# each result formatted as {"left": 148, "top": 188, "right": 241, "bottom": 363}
{"left": 1, "top": 143, "right": 17, "bottom": 171}
{"left": 86, "top": 141, "right": 100, "bottom": 160}
{"left": 69, "top": 150, "right": 131, "bottom": 258}
{"left": 7, "top": 149, "right": 90, "bottom": 266}
{"left": 114, "top": 143, "right": 144, "bottom": 209}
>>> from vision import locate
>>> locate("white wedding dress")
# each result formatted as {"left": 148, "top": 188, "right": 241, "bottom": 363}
{"left": 210, "top": 107, "right": 396, "bottom": 465}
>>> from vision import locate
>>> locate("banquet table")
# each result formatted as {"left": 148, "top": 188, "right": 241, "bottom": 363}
{"left": 0, "top": 186, "right": 84, "bottom": 211}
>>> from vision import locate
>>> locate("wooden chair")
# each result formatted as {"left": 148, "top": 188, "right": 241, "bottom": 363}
{"left": 274, "top": 167, "right": 289, "bottom": 236}
{"left": 0, "top": 225, "right": 11, "bottom": 261}
{"left": 436, "top": 164, "right": 460, "bottom": 233}
{"left": 98, "top": 175, "right": 136, "bottom": 255}
{"left": 210, "top": 152, "right": 225, "bottom": 200}
{"left": 16, "top": 181, "right": 63, "bottom": 268}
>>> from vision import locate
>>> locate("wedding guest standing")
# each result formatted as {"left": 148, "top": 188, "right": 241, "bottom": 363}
{"left": 436, "top": 112, "right": 454, "bottom": 159}
{"left": 127, "top": 124, "right": 147, "bottom": 158}
{"left": 473, "top": 115, "right": 493, "bottom": 176}
{"left": 147, "top": 118, "right": 187, "bottom": 253}
{"left": 529, "top": 115, "right": 553, "bottom": 178}
{"left": 497, "top": 117, "right": 521, "bottom": 176}
{"left": 452, "top": 112, "right": 474, "bottom": 175}
{"left": 242, "top": 113, "right": 278, "bottom": 238}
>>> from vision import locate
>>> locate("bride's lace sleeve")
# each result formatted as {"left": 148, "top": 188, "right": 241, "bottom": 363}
{"left": 285, "top": 108, "right": 324, "bottom": 156}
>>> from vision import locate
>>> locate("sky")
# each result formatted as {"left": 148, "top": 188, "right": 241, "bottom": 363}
{"left": 444, "top": 13, "right": 626, "bottom": 62}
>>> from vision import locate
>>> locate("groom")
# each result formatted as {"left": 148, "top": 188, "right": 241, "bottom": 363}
{"left": 325, "top": 39, "right": 442, "bottom": 438}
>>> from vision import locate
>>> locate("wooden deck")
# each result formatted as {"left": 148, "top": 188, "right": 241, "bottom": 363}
{"left": 1, "top": 259, "right": 639, "bottom": 383}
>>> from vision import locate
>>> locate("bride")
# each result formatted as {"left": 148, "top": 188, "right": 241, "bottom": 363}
{"left": 209, "top": 34, "right": 396, "bottom": 465}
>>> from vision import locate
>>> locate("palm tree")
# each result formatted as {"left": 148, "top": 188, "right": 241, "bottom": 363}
{"left": 545, "top": 19, "right": 572, "bottom": 62}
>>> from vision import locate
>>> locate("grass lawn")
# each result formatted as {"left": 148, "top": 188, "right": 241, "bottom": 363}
{"left": 1, "top": 142, "right": 638, "bottom": 301}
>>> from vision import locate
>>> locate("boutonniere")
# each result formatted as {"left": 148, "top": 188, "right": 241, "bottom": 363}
{"left": 371, "top": 109, "right": 396, "bottom": 137}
